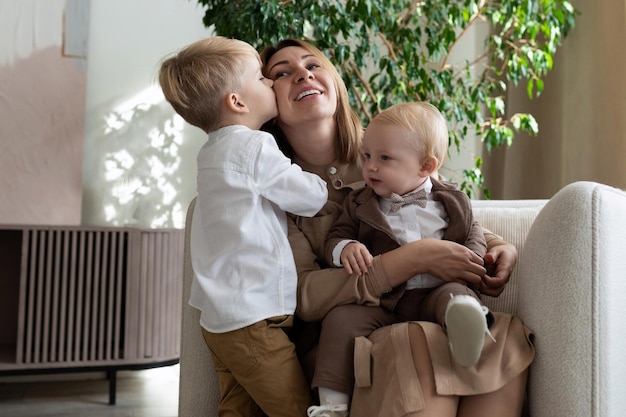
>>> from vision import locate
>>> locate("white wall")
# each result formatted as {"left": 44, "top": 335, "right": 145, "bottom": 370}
{"left": 81, "top": 0, "right": 212, "bottom": 228}
{"left": 439, "top": 19, "right": 490, "bottom": 194}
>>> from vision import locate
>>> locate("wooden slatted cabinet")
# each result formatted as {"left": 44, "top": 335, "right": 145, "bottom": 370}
{"left": 0, "top": 225, "right": 184, "bottom": 404}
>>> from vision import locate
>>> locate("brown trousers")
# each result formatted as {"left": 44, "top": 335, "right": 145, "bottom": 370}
{"left": 202, "top": 315, "right": 311, "bottom": 417}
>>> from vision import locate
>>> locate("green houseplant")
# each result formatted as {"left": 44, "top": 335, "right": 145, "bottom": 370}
{"left": 197, "top": 0, "right": 577, "bottom": 197}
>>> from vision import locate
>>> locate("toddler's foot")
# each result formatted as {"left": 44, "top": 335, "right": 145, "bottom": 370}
{"left": 444, "top": 294, "right": 495, "bottom": 367}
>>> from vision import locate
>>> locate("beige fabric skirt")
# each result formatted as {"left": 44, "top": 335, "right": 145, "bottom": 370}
{"left": 350, "top": 312, "right": 535, "bottom": 417}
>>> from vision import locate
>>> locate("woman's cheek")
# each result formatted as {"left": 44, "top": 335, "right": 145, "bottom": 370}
{"left": 272, "top": 82, "right": 290, "bottom": 109}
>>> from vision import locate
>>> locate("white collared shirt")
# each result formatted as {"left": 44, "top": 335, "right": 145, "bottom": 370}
{"left": 190, "top": 125, "right": 328, "bottom": 333}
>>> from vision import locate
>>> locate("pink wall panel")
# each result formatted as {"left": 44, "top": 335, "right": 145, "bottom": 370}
{"left": 0, "top": 47, "right": 86, "bottom": 225}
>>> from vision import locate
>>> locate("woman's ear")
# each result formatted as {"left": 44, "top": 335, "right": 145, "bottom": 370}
{"left": 419, "top": 156, "right": 439, "bottom": 176}
{"left": 224, "top": 93, "right": 249, "bottom": 114}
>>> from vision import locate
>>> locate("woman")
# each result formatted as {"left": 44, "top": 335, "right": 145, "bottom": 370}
{"left": 260, "top": 39, "right": 534, "bottom": 417}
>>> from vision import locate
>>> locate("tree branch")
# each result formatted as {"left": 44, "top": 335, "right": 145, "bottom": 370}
{"left": 343, "top": 60, "right": 376, "bottom": 120}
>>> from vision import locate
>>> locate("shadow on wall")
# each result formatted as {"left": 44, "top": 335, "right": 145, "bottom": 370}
{"left": 82, "top": 99, "right": 189, "bottom": 229}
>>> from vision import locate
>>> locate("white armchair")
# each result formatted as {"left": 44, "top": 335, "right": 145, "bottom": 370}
{"left": 178, "top": 181, "right": 626, "bottom": 417}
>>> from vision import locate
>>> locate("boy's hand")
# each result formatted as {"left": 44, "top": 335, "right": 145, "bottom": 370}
{"left": 341, "top": 242, "right": 374, "bottom": 276}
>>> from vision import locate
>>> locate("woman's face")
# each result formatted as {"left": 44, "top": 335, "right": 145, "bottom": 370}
{"left": 264, "top": 46, "right": 338, "bottom": 128}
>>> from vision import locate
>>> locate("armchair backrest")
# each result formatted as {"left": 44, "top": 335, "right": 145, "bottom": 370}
{"left": 471, "top": 199, "right": 547, "bottom": 315}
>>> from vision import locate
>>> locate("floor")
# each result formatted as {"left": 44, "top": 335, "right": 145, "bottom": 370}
{"left": 0, "top": 364, "right": 179, "bottom": 417}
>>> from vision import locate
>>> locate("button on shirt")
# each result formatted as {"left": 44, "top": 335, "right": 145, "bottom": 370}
{"left": 190, "top": 125, "right": 328, "bottom": 333}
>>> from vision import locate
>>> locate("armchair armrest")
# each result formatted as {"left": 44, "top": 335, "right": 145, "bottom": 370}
{"left": 179, "top": 198, "right": 220, "bottom": 417}
{"left": 518, "top": 181, "right": 626, "bottom": 417}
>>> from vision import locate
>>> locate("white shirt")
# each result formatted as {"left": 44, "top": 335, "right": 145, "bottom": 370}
{"left": 333, "top": 177, "right": 448, "bottom": 289}
{"left": 190, "top": 125, "right": 327, "bottom": 333}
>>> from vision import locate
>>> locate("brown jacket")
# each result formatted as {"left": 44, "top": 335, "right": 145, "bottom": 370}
{"left": 287, "top": 159, "right": 389, "bottom": 323}
{"left": 324, "top": 177, "right": 486, "bottom": 311}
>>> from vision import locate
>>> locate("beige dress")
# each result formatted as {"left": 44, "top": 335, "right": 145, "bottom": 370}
{"left": 351, "top": 314, "right": 534, "bottom": 416}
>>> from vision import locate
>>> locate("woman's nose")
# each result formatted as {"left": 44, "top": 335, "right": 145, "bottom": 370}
{"left": 295, "top": 68, "right": 313, "bottom": 83}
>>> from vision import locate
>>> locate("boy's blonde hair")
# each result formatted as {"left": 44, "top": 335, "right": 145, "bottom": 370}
{"left": 159, "top": 36, "right": 259, "bottom": 133}
{"left": 260, "top": 39, "right": 363, "bottom": 164}
{"left": 374, "top": 102, "right": 449, "bottom": 169}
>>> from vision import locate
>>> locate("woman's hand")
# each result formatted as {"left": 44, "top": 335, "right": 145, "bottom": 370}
{"left": 480, "top": 240, "right": 518, "bottom": 297}
{"left": 381, "top": 238, "right": 486, "bottom": 289}
{"left": 418, "top": 239, "right": 487, "bottom": 290}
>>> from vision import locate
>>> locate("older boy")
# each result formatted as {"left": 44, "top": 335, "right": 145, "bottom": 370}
{"left": 159, "top": 36, "right": 327, "bottom": 417}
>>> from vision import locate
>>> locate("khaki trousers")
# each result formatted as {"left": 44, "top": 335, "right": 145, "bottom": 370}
{"left": 201, "top": 315, "right": 311, "bottom": 417}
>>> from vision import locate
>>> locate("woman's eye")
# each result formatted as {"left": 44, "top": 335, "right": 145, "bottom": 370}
{"left": 273, "top": 70, "right": 288, "bottom": 79}
{"left": 307, "top": 63, "right": 320, "bottom": 70}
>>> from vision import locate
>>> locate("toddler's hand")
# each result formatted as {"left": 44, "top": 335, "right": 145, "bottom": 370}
{"left": 341, "top": 242, "right": 374, "bottom": 276}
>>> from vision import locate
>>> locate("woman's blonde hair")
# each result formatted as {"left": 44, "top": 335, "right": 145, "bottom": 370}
{"left": 375, "top": 102, "right": 449, "bottom": 169}
{"left": 158, "top": 36, "right": 258, "bottom": 133}
{"left": 260, "top": 39, "right": 363, "bottom": 163}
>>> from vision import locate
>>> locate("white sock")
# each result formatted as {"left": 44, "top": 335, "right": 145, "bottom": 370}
{"left": 318, "top": 387, "right": 349, "bottom": 406}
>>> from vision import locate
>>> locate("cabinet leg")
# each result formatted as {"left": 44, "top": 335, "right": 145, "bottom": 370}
{"left": 107, "top": 369, "right": 117, "bottom": 405}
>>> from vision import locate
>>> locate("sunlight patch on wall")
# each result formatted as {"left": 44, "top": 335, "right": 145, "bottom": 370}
{"left": 114, "top": 84, "right": 165, "bottom": 114}
{"left": 83, "top": 86, "right": 186, "bottom": 229}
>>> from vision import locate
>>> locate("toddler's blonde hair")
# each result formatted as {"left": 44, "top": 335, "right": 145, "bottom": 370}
{"left": 374, "top": 102, "right": 449, "bottom": 169}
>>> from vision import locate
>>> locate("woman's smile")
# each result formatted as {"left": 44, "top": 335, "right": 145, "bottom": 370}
{"left": 295, "top": 87, "right": 323, "bottom": 101}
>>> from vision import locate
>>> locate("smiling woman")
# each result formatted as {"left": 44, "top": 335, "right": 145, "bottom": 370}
{"left": 255, "top": 38, "right": 533, "bottom": 417}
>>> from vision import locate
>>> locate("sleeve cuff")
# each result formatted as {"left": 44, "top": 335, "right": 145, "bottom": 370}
{"left": 366, "top": 255, "right": 394, "bottom": 296}
{"left": 332, "top": 239, "right": 358, "bottom": 266}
